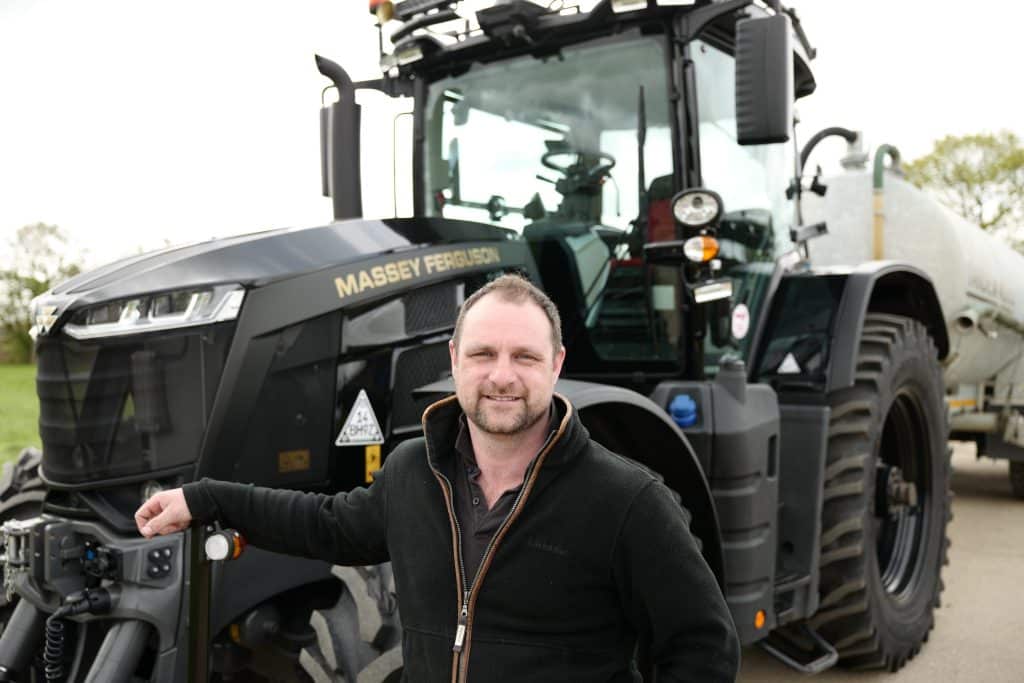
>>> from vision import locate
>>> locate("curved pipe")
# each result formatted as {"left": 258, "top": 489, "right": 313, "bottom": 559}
{"left": 872, "top": 144, "right": 901, "bottom": 259}
{"left": 83, "top": 620, "right": 152, "bottom": 683}
{"left": 314, "top": 54, "right": 355, "bottom": 97}
{"left": 0, "top": 599, "right": 46, "bottom": 677}
{"left": 798, "top": 126, "right": 858, "bottom": 174}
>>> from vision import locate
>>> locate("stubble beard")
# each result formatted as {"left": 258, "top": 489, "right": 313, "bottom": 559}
{"left": 467, "top": 392, "right": 547, "bottom": 436}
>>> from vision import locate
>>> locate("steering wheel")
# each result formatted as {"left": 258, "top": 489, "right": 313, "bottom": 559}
{"left": 541, "top": 149, "right": 616, "bottom": 183}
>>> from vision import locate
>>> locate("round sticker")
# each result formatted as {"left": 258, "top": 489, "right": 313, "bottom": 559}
{"left": 731, "top": 304, "right": 750, "bottom": 340}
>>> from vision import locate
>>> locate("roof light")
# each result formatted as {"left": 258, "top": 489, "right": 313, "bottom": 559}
{"left": 683, "top": 236, "right": 720, "bottom": 263}
{"left": 380, "top": 41, "right": 425, "bottom": 71}
{"left": 672, "top": 188, "right": 723, "bottom": 228}
{"left": 62, "top": 285, "right": 246, "bottom": 340}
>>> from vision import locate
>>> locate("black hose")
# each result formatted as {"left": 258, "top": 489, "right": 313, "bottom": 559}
{"left": 799, "top": 126, "right": 859, "bottom": 175}
{"left": 43, "top": 612, "right": 68, "bottom": 681}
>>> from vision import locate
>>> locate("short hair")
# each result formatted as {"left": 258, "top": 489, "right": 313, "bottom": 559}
{"left": 452, "top": 273, "right": 563, "bottom": 356}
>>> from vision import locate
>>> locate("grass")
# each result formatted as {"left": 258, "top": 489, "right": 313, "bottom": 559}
{"left": 0, "top": 364, "right": 40, "bottom": 466}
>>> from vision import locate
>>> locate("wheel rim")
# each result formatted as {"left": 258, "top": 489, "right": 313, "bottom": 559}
{"left": 875, "top": 387, "right": 931, "bottom": 601}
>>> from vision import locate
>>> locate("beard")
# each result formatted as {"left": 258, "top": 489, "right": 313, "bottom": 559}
{"left": 464, "top": 389, "right": 548, "bottom": 436}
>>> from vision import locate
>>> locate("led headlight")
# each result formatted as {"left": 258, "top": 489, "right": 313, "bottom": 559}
{"left": 671, "top": 189, "right": 723, "bottom": 228}
{"left": 611, "top": 0, "right": 649, "bottom": 12}
{"left": 63, "top": 285, "right": 245, "bottom": 340}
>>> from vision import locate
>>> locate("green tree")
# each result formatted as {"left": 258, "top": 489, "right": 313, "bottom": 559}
{"left": 903, "top": 130, "right": 1024, "bottom": 232}
{"left": 0, "top": 223, "right": 82, "bottom": 363}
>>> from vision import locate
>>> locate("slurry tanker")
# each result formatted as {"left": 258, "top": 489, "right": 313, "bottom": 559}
{"left": 4, "top": 0, "right": 1009, "bottom": 680}
{"left": 801, "top": 135, "right": 1024, "bottom": 499}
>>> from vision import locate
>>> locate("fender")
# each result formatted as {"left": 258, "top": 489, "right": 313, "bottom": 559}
{"left": 827, "top": 262, "right": 948, "bottom": 392}
{"left": 556, "top": 379, "right": 725, "bottom": 587}
{"left": 751, "top": 261, "right": 947, "bottom": 393}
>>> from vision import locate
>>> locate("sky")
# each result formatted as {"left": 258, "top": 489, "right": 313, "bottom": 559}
{"left": 2, "top": 0, "right": 1023, "bottom": 270}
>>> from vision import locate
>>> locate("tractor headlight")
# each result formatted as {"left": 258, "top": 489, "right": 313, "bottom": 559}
{"left": 63, "top": 285, "right": 245, "bottom": 340}
{"left": 672, "top": 189, "right": 723, "bottom": 229}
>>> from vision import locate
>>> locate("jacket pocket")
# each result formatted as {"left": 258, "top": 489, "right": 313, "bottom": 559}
{"left": 465, "top": 636, "right": 570, "bottom": 683}
{"left": 401, "top": 626, "right": 455, "bottom": 683}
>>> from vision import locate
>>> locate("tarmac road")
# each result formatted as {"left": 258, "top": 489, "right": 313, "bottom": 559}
{"left": 739, "top": 442, "right": 1024, "bottom": 682}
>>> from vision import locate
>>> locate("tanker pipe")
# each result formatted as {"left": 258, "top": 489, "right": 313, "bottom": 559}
{"left": 950, "top": 412, "right": 999, "bottom": 433}
{"left": 0, "top": 599, "right": 46, "bottom": 678}
{"left": 83, "top": 619, "right": 152, "bottom": 683}
{"left": 872, "top": 144, "right": 902, "bottom": 260}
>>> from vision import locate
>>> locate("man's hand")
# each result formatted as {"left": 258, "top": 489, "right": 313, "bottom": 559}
{"left": 135, "top": 488, "right": 192, "bottom": 538}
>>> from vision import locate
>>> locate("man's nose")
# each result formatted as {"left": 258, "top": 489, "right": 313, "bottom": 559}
{"left": 487, "top": 353, "right": 516, "bottom": 385}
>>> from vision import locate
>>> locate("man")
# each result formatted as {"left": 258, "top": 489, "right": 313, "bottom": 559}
{"left": 136, "top": 273, "right": 739, "bottom": 682}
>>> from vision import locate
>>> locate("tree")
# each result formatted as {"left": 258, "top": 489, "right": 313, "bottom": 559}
{"left": 0, "top": 223, "right": 82, "bottom": 363}
{"left": 903, "top": 130, "right": 1024, "bottom": 233}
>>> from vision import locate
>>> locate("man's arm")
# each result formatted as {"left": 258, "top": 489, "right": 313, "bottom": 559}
{"left": 135, "top": 447, "right": 402, "bottom": 566}
{"left": 614, "top": 480, "right": 740, "bottom": 682}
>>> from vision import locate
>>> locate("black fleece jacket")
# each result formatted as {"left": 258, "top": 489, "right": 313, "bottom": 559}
{"left": 184, "top": 393, "right": 739, "bottom": 682}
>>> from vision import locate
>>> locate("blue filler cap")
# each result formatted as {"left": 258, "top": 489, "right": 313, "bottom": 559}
{"left": 669, "top": 394, "right": 698, "bottom": 428}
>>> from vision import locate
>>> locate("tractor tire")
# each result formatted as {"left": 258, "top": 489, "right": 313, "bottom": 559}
{"left": 813, "top": 314, "right": 951, "bottom": 672}
{"left": 0, "top": 448, "right": 46, "bottom": 628}
{"left": 299, "top": 564, "right": 403, "bottom": 683}
{"left": 1010, "top": 461, "right": 1024, "bottom": 500}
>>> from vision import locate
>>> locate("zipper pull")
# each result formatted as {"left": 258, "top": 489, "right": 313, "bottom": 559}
{"left": 453, "top": 592, "right": 470, "bottom": 652}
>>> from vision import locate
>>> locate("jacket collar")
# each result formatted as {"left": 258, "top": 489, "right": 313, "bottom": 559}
{"left": 420, "top": 392, "right": 588, "bottom": 474}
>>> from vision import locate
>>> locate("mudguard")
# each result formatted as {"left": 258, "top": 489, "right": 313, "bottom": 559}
{"left": 752, "top": 261, "right": 947, "bottom": 393}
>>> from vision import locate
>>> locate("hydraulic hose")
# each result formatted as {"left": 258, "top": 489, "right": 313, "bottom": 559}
{"left": 799, "top": 126, "right": 859, "bottom": 175}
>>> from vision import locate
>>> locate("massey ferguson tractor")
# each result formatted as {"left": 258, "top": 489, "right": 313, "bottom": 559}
{"left": 0, "top": 0, "right": 974, "bottom": 679}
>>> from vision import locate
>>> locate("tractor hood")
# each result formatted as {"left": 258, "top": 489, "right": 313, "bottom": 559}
{"left": 32, "top": 217, "right": 519, "bottom": 339}
{"left": 51, "top": 217, "right": 513, "bottom": 304}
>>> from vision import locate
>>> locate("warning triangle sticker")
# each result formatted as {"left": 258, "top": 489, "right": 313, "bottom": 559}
{"left": 335, "top": 389, "right": 384, "bottom": 446}
{"left": 778, "top": 353, "right": 801, "bottom": 374}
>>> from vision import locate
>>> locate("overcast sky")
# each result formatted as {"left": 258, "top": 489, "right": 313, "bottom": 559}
{"left": 2, "top": 0, "right": 1022, "bottom": 269}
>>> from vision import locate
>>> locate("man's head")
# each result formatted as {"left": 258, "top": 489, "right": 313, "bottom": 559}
{"left": 449, "top": 274, "right": 565, "bottom": 437}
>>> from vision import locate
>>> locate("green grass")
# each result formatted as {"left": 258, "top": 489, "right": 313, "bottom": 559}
{"left": 0, "top": 364, "right": 40, "bottom": 466}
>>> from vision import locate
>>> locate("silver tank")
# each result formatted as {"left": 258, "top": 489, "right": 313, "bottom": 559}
{"left": 801, "top": 167, "right": 1024, "bottom": 412}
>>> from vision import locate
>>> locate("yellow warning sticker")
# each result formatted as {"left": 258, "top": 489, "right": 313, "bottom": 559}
{"left": 365, "top": 444, "right": 381, "bottom": 483}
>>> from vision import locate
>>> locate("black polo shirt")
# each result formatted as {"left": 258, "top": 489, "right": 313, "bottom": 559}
{"left": 452, "top": 407, "right": 557, "bottom": 584}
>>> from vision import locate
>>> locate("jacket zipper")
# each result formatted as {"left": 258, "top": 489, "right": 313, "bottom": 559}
{"left": 423, "top": 396, "right": 572, "bottom": 683}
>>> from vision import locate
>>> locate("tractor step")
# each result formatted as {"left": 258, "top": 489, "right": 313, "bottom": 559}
{"left": 759, "top": 622, "right": 838, "bottom": 674}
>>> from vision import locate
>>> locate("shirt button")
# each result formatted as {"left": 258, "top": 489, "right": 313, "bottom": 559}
{"left": 472, "top": 497, "right": 480, "bottom": 506}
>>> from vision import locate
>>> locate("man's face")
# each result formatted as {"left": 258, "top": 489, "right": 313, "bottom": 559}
{"left": 450, "top": 294, "right": 565, "bottom": 436}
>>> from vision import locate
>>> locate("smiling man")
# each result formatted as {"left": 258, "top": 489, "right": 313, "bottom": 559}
{"left": 136, "top": 273, "right": 739, "bottom": 682}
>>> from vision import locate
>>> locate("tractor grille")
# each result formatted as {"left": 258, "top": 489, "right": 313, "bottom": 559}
{"left": 391, "top": 342, "right": 451, "bottom": 431}
{"left": 404, "top": 282, "right": 458, "bottom": 335}
{"left": 35, "top": 324, "right": 234, "bottom": 483}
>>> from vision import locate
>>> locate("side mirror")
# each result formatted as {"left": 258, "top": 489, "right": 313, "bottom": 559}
{"left": 317, "top": 55, "right": 363, "bottom": 220}
{"left": 735, "top": 14, "right": 793, "bottom": 146}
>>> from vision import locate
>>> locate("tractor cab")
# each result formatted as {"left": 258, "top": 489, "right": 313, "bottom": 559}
{"left": 322, "top": 0, "right": 817, "bottom": 388}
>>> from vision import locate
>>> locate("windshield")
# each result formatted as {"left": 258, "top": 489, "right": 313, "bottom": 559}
{"left": 692, "top": 38, "right": 795, "bottom": 373}
{"left": 424, "top": 31, "right": 673, "bottom": 234}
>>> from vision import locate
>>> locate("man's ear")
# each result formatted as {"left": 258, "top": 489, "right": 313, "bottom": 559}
{"left": 552, "top": 345, "right": 566, "bottom": 377}
{"left": 449, "top": 339, "right": 458, "bottom": 377}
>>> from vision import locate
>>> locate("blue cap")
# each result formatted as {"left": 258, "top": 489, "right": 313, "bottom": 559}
{"left": 669, "top": 394, "right": 698, "bottom": 428}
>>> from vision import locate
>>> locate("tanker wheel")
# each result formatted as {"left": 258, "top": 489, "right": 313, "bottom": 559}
{"left": 813, "top": 314, "right": 951, "bottom": 671}
{"left": 299, "top": 564, "right": 403, "bottom": 683}
{"left": 1010, "top": 461, "right": 1024, "bottom": 499}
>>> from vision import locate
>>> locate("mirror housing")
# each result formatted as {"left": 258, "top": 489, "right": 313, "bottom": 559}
{"left": 735, "top": 14, "right": 793, "bottom": 146}
{"left": 316, "top": 55, "right": 363, "bottom": 220}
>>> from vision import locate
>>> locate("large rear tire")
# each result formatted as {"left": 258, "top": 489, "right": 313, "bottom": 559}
{"left": 0, "top": 448, "right": 46, "bottom": 628}
{"left": 299, "top": 564, "right": 403, "bottom": 683}
{"left": 813, "top": 314, "right": 951, "bottom": 671}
